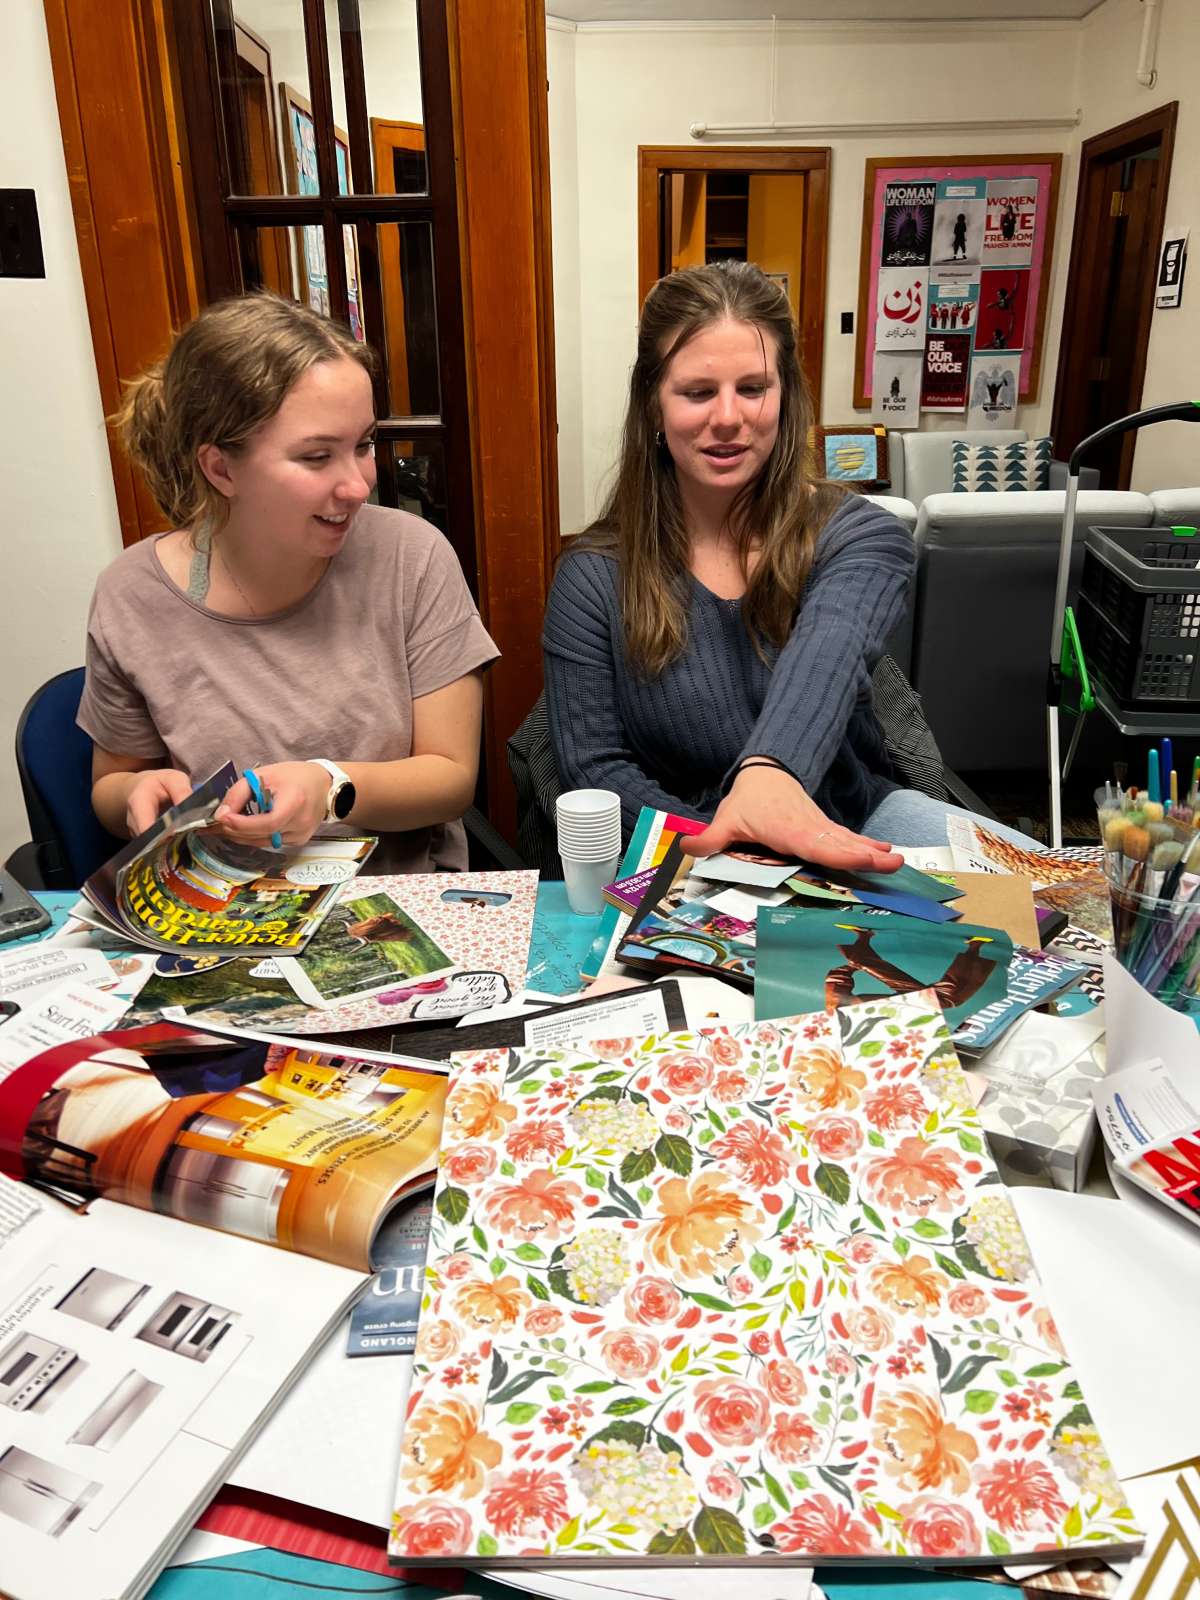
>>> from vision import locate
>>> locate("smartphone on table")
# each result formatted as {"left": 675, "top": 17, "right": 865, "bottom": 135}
{"left": 0, "top": 869, "right": 51, "bottom": 945}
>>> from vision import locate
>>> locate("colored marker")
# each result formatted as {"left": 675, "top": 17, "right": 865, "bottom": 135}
{"left": 1149, "top": 748, "right": 1162, "bottom": 806}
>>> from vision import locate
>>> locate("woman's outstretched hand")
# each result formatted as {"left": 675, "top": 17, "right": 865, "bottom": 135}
{"left": 681, "top": 764, "right": 903, "bottom": 875}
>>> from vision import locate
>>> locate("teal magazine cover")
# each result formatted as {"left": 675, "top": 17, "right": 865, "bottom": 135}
{"left": 755, "top": 907, "right": 1013, "bottom": 1028}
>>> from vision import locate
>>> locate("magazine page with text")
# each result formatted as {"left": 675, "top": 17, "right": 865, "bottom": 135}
{"left": 0, "top": 1024, "right": 446, "bottom": 1272}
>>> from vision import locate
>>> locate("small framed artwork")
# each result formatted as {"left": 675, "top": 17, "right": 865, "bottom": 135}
{"left": 279, "top": 83, "right": 363, "bottom": 339}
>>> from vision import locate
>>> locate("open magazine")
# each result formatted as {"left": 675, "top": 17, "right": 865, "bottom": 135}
{"left": 1, "top": 1021, "right": 446, "bottom": 1272}
{"left": 78, "top": 762, "right": 376, "bottom": 956}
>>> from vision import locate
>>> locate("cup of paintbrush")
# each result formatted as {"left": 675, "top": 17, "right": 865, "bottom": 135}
{"left": 1136, "top": 893, "right": 1200, "bottom": 1008}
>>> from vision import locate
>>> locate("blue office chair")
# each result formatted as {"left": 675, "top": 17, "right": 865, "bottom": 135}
{"left": 6, "top": 666, "right": 525, "bottom": 890}
{"left": 8, "top": 668, "right": 123, "bottom": 890}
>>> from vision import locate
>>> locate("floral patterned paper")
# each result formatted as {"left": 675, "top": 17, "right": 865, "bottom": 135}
{"left": 390, "top": 991, "right": 1140, "bottom": 1567}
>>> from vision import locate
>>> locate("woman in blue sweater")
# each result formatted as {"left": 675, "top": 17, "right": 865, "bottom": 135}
{"left": 543, "top": 261, "right": 1015, "bottom": 870}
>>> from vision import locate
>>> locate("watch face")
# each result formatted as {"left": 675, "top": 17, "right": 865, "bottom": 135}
{"left": 332, "top": 780, "right": 357, "bottom": 821}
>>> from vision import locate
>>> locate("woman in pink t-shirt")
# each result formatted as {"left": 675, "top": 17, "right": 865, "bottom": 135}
{"left": 79, "top": 294, "right": 498, "bottom": 873}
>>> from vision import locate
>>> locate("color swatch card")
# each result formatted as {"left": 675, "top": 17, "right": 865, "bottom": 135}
{"left": 390, "top": 992, "right": 1139, "bottom": 1567}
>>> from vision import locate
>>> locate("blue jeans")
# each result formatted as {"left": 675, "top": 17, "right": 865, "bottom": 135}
{"left": 862, "top": 787, "right": 1043, "bottom": 852}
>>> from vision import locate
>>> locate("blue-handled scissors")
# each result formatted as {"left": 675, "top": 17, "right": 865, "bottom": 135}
{"left": 242, "top": 768, "right": 283, "bottom": 850}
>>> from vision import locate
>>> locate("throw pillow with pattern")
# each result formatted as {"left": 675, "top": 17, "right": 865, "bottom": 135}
{"left": 951, "top": 436, "right": 1052, "bottom": 492}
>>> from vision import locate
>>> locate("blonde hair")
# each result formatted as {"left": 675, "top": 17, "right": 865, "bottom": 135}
{"left": 578, "top": 260, "right": 844, "bottom": 677}
{"left": 114, "top": 293, "right": 376, "bottom": 532}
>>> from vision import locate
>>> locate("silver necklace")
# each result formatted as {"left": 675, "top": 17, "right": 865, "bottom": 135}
{"left": 215, "top": 539, "right": 261, "bottom": 618}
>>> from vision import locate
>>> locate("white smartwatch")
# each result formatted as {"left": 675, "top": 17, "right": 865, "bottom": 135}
{"left": 308, "top": 758, "right": 357, "bottom": 822}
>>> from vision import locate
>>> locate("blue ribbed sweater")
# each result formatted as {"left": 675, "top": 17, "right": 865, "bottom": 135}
{"left": 542, "top": 493, "right": 913, "bottom": 838}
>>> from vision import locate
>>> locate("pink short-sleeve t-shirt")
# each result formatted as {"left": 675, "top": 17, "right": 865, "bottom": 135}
{"left": 77, "top": 505, "right": 499, "bottom": 873}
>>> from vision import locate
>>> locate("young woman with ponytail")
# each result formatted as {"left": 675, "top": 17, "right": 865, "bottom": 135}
{"left": 80, "top": 293, "right": 496, "bottom": 871}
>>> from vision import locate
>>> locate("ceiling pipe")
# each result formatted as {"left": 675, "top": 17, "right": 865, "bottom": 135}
{"left": 689, "top": 114, "right": 1081, "bottom": 139}
{"left": 1136, "top": 0, "right": 1161, "bottom": 88}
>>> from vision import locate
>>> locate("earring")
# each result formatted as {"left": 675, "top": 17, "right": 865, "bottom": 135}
{"left": 655, "top": 430, "right": 665, "bottom": 447}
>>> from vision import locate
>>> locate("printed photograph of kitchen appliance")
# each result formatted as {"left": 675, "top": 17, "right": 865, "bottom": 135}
{"left": 0, "top": 1447, "right": 100, "bottom": 1537}
{"left": 0, "top": 1333, "right": 86, "bottom": 1413}
{"left": 67, "top": 1371, "right": 161, "bottom": 1450}
{"left": 135, "top": 1291, "right": 238, "bottom": 1360}
{"left": 55, "top": 1267, "right": 150, "bottom": 1330}
{"left": 157, "top": 1145, "right": 291, "bottom": 1241}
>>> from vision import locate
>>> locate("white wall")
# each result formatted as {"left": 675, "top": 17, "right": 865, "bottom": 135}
{"left": 555, "top": 18, "right": 1084, "bottom": 522}
{"left": 0, "top": 0, "right": 122, "bottom": 866}
{"left": 1077, "top": 0, "right": 1200, "bottom": 492}
{"left": 547, "top": 20, "right": 585, "bottom": 535}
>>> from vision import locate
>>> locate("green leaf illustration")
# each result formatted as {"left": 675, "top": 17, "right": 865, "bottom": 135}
{"left": 620, "top": 1148, "right": 657, "bottom": 1183}
{"left": 788, "top": 1280, "right": 807, "bottom": 1316}
{"left": 526, "top": 1274, "right": 550, "bottom": 1301}
{"left": 648, "top": 1528, "right": 697, "bottom": 1555}
{"left": 763, "top": 1470, "right": 790, "bottom": 1512}
{"left": 957, "top": 1130, "right": 984, "bottom": 1154}
{"left": 476, "top": 1532, "right": 498, "bottom": 1557}
{"left": 942, "top": 1354, "right": 997, "bottom": 1395}
{"left": 964, "top": 1389, "right": 997, "bottom": 1413}
{"left": 935, "top": 1251, "right": 966, "bottom": 1280}
{"left": 605, "top": 1397, "right": 651, "bottom": 1415}
{"left": 749, "top": 1249, "right": 772, "bottom": 1282}
{"left": 818, "top": 1466, "right": 855, "bottom": 1507}
{"left": 1064, "top": 1504, "right": 1083, "bottom": 1539}
{"left": 1025, "top": 1362, "right": 1067, "bottom": 1377}
{"left": 692, "top": 1506, "right": 745, "bottom": 1555}
{"left": 751, "top": 1501, "right": 775, "bottom": 1530}
{"left": 684, "top": 1291, "right": 735, "bottom": 1312}
{"left": 655, "top": 1132, "right": 693, "bottom": 1175}
{"left": 585, "top": 1166, "right": 607, "bottom": 1189}
{"left": 472, "top": 1222, "right": 488, "bottom": 1252}
{"left": 815, "top": 1162, "right": 851, "bottom": 1205}
{"left": 436, "top": 1187, "right": 469, "bottom": 1225}
{"left": 987, "top": 1530, "right": 1012, "bottom": 1556}
{"left": 997, "top": 1368, "right": 1019, "bottom": 1387}
{"left": 505, "top": 1401, "right": 540, "bottom": 1424}
{"left": 912, "top": 1219, "right": 945, "bottom": 1238}
{"left": 929, "top": 1336, "right": 952, "bottom": 1383}
{"left": 862, "top": 1202, "right": 884, "bottom": 1229}
{"left": 588, "top": 1419, "right": 647, "bottom": 1450}
{"left": 490, "top": 1370, "right": 548, "bottom": 1407}
{"left": 867, "top": 1130, "right": 885, "bottom": 1148}
{"left": 575, "top": 1380, "right": 617, "bottom": 1393}
{"left": 514, "top": 1242, "right": 545, "bottom": 1262}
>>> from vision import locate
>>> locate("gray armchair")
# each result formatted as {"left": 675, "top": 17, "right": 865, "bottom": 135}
{"left": 908, "top": 490, "right": 1157, "bottom": 771}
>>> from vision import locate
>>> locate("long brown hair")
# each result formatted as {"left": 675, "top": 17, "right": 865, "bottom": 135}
{"left": 113, "top": 292, "right": 376, "bottom": 533}
{"left": 581, "top": 260, "right": 844, "bottom": 676}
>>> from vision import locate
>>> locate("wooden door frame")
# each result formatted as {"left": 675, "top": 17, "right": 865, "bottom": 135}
{"left": 371, "top": 118, "right": 426, "bottom": 416}
{"left": 637, "top": 145, "right": 830, "bottom": 413}
{"left": 1051, "top": 101, "right": 1178, "bottom": 489}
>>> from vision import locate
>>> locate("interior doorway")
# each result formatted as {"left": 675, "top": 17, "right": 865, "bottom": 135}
{"left": 638, "top": 146, "right": 829, "bottom": 410}
{"left": 1051, "top": 102, "right": 1177, "bottom": 488}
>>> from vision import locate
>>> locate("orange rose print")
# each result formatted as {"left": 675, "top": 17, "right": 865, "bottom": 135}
{"left": 452, "top": 1275, "right": 531, "bottom": 1332}
{"left": 707, "top": 1119, "right": 795, "bottom": 1187}
{"left": 872, "top": 1387, "right": 979, "bottom": 1494}
{"left": 482, "top": 1168, "right": 584, "bottom": 1241}
{"left": 864, "top": 1082, "right": 927, "bottom": 1131}
{"left": 868, "top": 1254, "right": 948, "bottom": 1317}
{"left": 975, "top": 1459, "right": 1069, "bottom": 1533}
{"left": 693, "top": 1378, "right": 770, "bottom": 1447}
{"left": 414, "top": 1317, "right": 459, "bottom": 1364}
{"left": 445, "top": 1079, "right": 517, "bottom": 1142}
{"left": 483, "top": 1468, "right": 570, "bottom": 1538}
{"left": 790, "top": 1046, "right": 867, "bottom": 1111}
{"left": 763, "top": 1358, "right": 807, "bottom": 1406}
{"left": 400, "top": 1397, "right": 503, "bottom": 1497}
{"left": 645, "top": 1170, "right": 764, "bottom": 1280}
{"left": 600, "top": 1328, "right": 660, "bottom": 1380}
{"left": 864, "top": 1136, "right": 965, "bottom": 1216}
{"left": 391, "top": 1500, "right": 474, "bottom": 1557}
{"left": 766, "top": 1411, "right": 823, "bottom": 1464}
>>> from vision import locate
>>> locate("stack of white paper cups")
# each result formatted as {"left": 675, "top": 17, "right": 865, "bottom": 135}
{"left": 556, "top": 789, "right": 622, "bottom": 915}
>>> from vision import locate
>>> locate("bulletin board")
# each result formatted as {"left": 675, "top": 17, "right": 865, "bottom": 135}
{"left": 853, "top": 154, "right": 1062, "bottom": 425}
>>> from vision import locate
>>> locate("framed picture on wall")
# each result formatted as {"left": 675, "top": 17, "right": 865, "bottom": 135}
{"left": 854, "top": 154, "right": 1061, "bottom": 412}
{"left": 279, "top": 83, "right": 364, "bottom": 340}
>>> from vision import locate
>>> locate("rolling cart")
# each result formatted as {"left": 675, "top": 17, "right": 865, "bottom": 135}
{"left": 1047, "top": 401, "right": 1200, "bottom": 846}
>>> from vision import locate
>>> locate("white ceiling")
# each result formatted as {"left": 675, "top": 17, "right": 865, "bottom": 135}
{"left": 550, "top": 0, "right": 1102, "bottom": 21}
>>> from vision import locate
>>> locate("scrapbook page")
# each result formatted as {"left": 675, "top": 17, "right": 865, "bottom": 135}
{"left": 390, "top": 992, "right": 1139, "bottom": 1567}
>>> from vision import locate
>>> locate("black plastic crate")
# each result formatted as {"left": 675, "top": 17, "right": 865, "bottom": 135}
{"left": 1077, "top": 524, "right": 1200, "bottom": 706}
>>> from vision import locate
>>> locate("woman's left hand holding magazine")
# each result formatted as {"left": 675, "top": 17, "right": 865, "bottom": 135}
{"left": 215, "top": 761, "right": 331, "bottom": 848}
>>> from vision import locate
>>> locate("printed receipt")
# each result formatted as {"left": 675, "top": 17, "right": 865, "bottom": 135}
{"left": 523, "top": 987, "right": 669, "bottom": 1050}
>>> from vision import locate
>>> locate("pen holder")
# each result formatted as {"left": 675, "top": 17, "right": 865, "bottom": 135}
{"left": 1108, "top": 880, "right": 1200, "bottom": 1015}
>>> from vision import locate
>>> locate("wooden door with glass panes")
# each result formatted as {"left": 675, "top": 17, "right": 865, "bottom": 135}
{"left": 170, "top": 0, "right": 476, "bottom": 588}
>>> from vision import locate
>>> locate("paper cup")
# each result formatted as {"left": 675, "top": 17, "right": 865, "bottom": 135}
{"left": 562, "top": 853, "right": 620, "bottom": 916}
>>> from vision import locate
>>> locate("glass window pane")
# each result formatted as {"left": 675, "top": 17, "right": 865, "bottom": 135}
{"left": 221, "top": 5, "right": 320, "bottom": 198}
{"left": 378, "top": 438, "right": 447, "bottom": 531}
{"left": 237, "top": 224, "right": 367, "bottom": 346}
{"left": 327, "top": 0, "right": 427, "bottom": 194}
{"left": 373, "top": 222, "right": 440, "bottom": 417}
